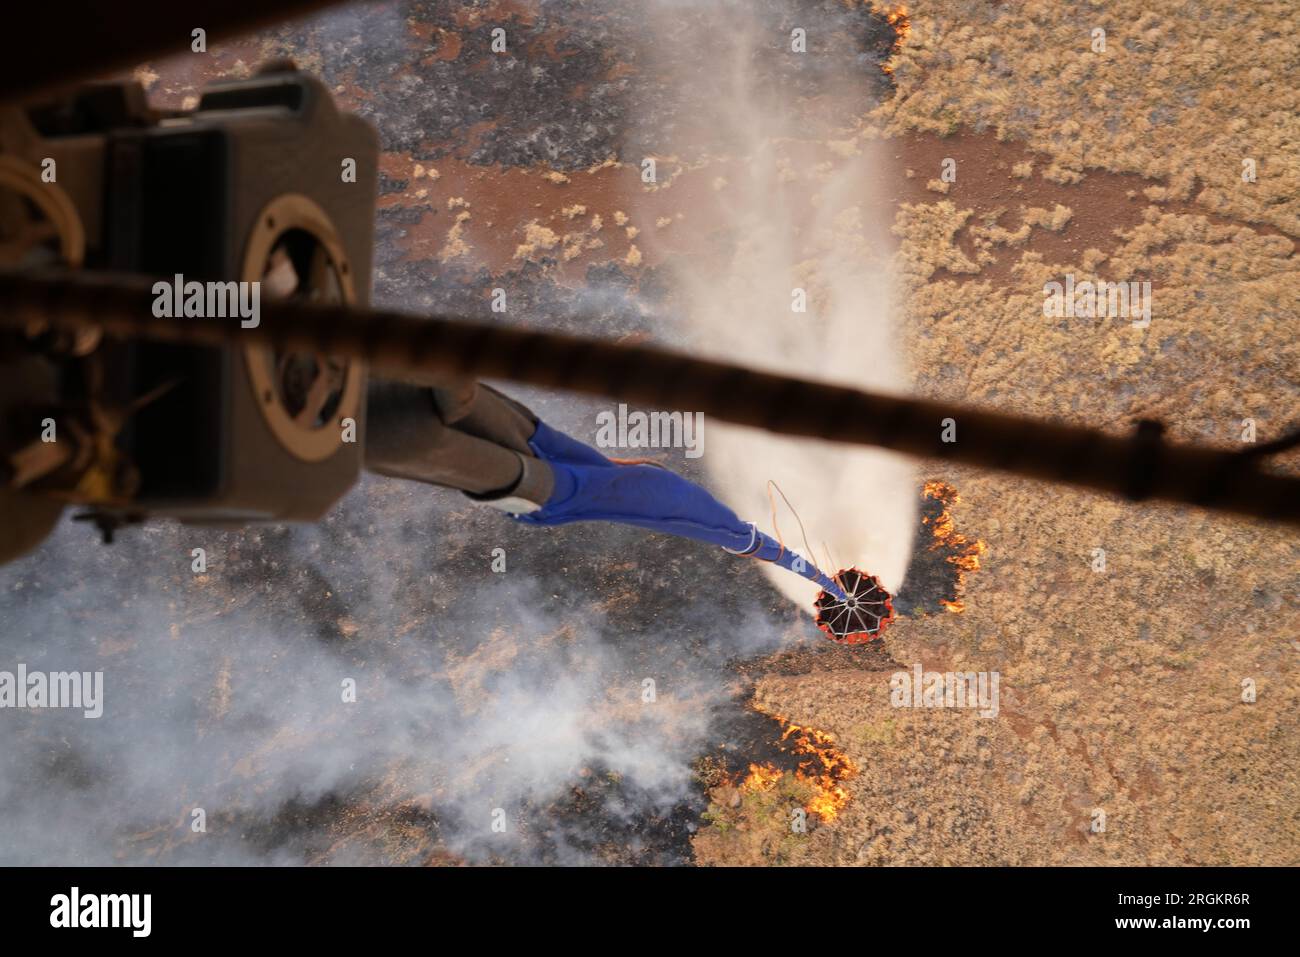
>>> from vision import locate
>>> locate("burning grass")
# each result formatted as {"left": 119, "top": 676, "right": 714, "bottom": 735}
{"left": 873, "top": 3, "right": 912, "bottom": 75}
{"left": 921, "top": 480, "right": 987, "bottom": 613}
{"left": 693, "top": 703, "right": 858, "bottom": 865}
{"left": 742, "top": 715, "right": 858, "bottom": 822}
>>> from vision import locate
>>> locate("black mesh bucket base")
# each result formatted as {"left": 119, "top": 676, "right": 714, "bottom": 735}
{"left": 814, "top": 568, "right": 895, "bottom": 644}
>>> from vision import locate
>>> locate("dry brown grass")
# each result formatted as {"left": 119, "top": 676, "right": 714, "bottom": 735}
{"left": 868, "top": 0, "right": 1300, "bottom": 235}
{"left": 697, "top": 0, "right": 1299, "bottom": 866}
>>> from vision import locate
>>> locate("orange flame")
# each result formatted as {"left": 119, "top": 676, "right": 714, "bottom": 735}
{"left": 885, "top": 4, "right": 911, "bottom": 37}
{"left": 741, "top": 763, "right": 783, "bottom": 792}
{"left": 922, "top": 481, "right": 987, "bottom": 613}
{"left": 875, "top": 3, "right": 911, "bottom": 75}
{"left": 740, "top": 710, "right": 858, "bottom": 822}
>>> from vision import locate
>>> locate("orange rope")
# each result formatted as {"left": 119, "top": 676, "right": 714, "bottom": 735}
{"left": 765, "top": 481, "right": 787, "bottom": 562}
{"left": 765, "top": 480, "right": 840, "bottom": 591}
{"left": 607, "top": 455, "right": 665, "bottom": 467}
{"left": 822, "top": 542, "right": 848, "bottom": 594}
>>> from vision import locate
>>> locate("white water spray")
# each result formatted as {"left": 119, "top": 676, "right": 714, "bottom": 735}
{"left": 638, "top": 4, "right": 918, "bottom": 608}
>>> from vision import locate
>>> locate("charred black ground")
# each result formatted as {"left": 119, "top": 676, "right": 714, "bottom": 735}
{"left": 892, "top": 488, "right": 967, "bottom": 618}
{"left": 261, "top": 0, "right": 898, "bottom": 170}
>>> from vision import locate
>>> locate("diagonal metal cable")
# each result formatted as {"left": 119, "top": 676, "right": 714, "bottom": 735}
{"left": 2, "top": 267, "right": 1297, "bottom": 526}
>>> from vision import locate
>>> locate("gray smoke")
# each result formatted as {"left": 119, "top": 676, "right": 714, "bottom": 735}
{"left": 0, "top": 472, "right": 801, "bottom": 865}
